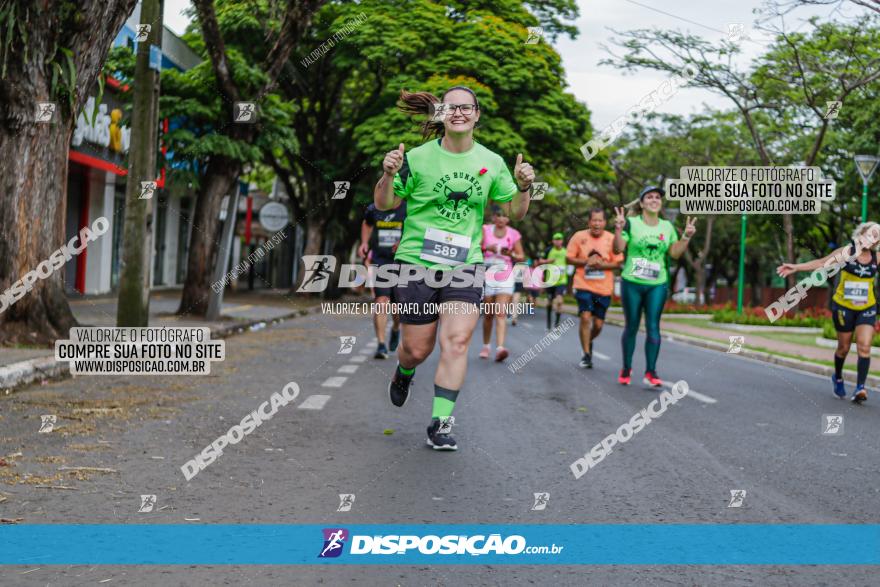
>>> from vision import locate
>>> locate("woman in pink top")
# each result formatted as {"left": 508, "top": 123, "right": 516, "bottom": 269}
{"left": 480, "top": 205, "right": 525, "bottom": 361}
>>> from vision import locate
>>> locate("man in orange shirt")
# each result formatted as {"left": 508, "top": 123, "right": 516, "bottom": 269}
{"left": 567, "top": 208, "right": 624, "bottom": 369}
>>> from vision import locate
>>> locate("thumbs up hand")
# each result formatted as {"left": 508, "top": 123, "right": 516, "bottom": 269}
{"left": 514, "top": 153, "right": 534, "bottom": 192}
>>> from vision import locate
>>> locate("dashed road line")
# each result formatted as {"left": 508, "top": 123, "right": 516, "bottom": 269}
{"left": 321, "top": 376, "right": 347, "bottom": 388}
{"left": 593, "top": 351, "right": 611, "bottom": 361}
{"left": 338, "top": 364, "right": 359, "bottom": 374}
{"left": 349, "top": 355, "right": 367, "bottom": 363}
{"left": 298, "top": 395, "right": 331, "bottom": 410}
{"left": 661, "top": 380, "right": 717, "bottom": 404}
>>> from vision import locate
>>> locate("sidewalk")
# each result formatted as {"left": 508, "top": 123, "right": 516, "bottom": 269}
{"left": 0, "top": 288, "right": 322, "bottom": 392}
{"left": 557, "top": 304, "right": 880, "bottom": 388}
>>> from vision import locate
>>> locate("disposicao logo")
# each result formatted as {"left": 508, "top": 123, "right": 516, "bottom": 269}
{"left": 318, "top": 528, "right": 349, "bottom": 558}
{"left": 317, "top": 530, "right": 561, "bottom": 558}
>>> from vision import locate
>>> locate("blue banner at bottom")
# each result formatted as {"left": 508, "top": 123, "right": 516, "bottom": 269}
{"left": 1, "top": 524, "right": 878, "bottom": 565}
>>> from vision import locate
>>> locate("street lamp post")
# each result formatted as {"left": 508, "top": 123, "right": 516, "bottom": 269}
{"left": 736, "top": 214, "right": 747, "bottom": 315}
{"left": 854, "top": 155, "right": 879, "bottom": 223}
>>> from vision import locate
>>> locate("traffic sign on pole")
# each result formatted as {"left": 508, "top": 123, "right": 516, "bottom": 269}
{"left": 854, "top": 155, "right": 879, "bottom": 183}
{"left": 854, "top": 155, "right": 879, "bottom": 223}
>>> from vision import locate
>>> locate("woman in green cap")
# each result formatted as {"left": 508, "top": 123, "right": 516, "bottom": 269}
{"left": 613, "top": 186, "right": 697, "bottom": 387}
{"left": 535, "top": 232, "right": 568, "bottom": 329}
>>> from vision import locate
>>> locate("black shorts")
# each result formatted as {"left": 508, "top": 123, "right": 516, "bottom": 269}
{"left": 371, "top": 258, "right": 395, "bottom": 299}
{"left": 831, "top": 300, "right": 877, "bottom": 332}
{"left": 545, "top": 285, "right": 566, "bottom": 298}
{"left": 514, "top": 281, "right": 525, "bottom": 293}
{"left": 392, "top": 264, "right": 483, "bottom": 325}
{"left": 574, "top": 289, "right": 611, "bottom": 320}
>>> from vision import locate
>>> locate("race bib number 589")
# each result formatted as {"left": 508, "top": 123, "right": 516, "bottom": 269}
{"left": 420, "top": 227, "right": 471, "bottom": 265}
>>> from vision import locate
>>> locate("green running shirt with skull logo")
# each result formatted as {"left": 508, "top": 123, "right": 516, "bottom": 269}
{"left": 392, "top": 138, "right": 519, "bottom": 269}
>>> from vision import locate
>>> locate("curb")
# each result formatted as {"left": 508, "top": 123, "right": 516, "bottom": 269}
{"left": 0, "top": 356, "right": 69, "bottom": 392}
{"left": 814, "top": 336, "right": 880, "bottom": 357}
{"left": 0, "top": 305, "right": 323, "bottom": 395}
{"left": 708, "top": 321, "right": 821, "bottom": 334}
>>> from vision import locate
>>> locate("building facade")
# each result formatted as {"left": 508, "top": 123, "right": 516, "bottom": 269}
{"left": 65, "top": 3, "right": 200, "bottom": 295}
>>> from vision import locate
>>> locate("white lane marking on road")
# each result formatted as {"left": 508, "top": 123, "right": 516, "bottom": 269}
{"left": 338, "top": 364, "right": 359, "bottom": 374}
{"left": 608, "top": 322, "right": 841, "bottom": 388}
{"left": 321, "top": 376, "right": 347, "bottom": 388}
{"left": 661, "top": 381, "right": 717, "bottom": 404}
{"left": 349, "top": 355, "right": 367, "bottom": 363}
{"left": 298, "top": 394, "right": 331, "bottom": 410}
{"left": 593, "top": 351, "right": 610, "bottom": 361}
{"left": 359, "top": 348, "right": 373, "bottom": 355}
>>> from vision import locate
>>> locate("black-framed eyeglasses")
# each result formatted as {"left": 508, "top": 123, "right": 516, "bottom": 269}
{"left": 444, "top": 103, "right": 478, "bottom": 115}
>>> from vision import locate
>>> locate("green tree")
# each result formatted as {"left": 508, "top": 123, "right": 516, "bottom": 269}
{"left": 601, "top": 12, "right": 880, "bottom": 290}
{"left": 273, "top": 0, "right": 606, "bottom": 292}
{"left": 588, "top": 112, "right": 762, "bottom": 305}
{"left": 174, "top": 0, "right": 325, "bottom": 316}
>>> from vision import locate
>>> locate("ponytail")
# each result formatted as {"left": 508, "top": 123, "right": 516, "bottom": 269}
{"left": 398, "top": 90, "right": 444, "bottom": 139}
{"left": 397, "top": 86, "right": 481, "bottom": 139}
{"left": 624, "top": 198, "right": 640, "bottom": 217}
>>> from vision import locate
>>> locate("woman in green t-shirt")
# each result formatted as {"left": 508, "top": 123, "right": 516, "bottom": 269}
{"left": 373, "top": 86, "right": 535, "bottom": 450}
{"left": 612, "top": 186, "right": 697, "bottom": 387}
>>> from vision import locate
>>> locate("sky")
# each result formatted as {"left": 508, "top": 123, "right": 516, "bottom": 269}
{"left": 161, "top": 0, "right": 850, "bottom": 128}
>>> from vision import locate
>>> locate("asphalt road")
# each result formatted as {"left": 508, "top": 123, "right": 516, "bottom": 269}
{"left": 1, "top": 306, "right": 878, "bottom": 586}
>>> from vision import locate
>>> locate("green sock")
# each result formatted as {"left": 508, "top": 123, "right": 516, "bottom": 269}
{"left": 431, "top": 385, "right": 459, "bottom": 420}
{"left": 398, "top": 364, "right": 415, "bottom": 376}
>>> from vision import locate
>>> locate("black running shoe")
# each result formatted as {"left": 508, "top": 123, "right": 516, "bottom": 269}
{"left": 579, "top": 353, "right": 593, "bottom": 369}
{"left": 389, "top": 329, "right": 400, "bottom": 352}
{"left": 374, "top": 343, "right": 389, "bottom": 359}
{"left": 388, "top": 365, "right": 414, "bottom": 407}
{"left": 426, "top": 417, "right": 458, "bottom": 451}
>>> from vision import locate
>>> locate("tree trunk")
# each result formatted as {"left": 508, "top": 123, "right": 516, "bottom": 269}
{"left": 303, "top": 216, "right": 327, "bottom": 257}
{"left": 117, "top": 0, "right": 162, "bottom": 327}
{"left": 0, "top": 0, "right": 138, "bottom": 345}
{"left": 292, "top": 215, "right": 327, "bottom": 293}
{"left": 694, "top": 265, "right": 706, "bottom": 307}
{"left": 783, "top": 213, "right": 795, "bottom": 291}
{"left": 325, "top": 236, "right": 350, "bottom": 300}
{"left": 177, "top": 155, "right": 240, "bottom": 316}
{"left": 683, "top": 216, "right": 714, "bottom": 307}
{"left": 748, "top": 257, "right": 762, "bottom": 307}
{"left": 0, "top": 125, "right": 76, "bottom": 345}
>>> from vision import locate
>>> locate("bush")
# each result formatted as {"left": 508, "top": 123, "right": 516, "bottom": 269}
{"left": 712, "top": 306, "right": 830, "bottom": 327}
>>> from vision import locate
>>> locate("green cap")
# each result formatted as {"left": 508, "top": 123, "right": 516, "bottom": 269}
{"left": 552, "top": 232, "right": 564, "bottom": 240}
